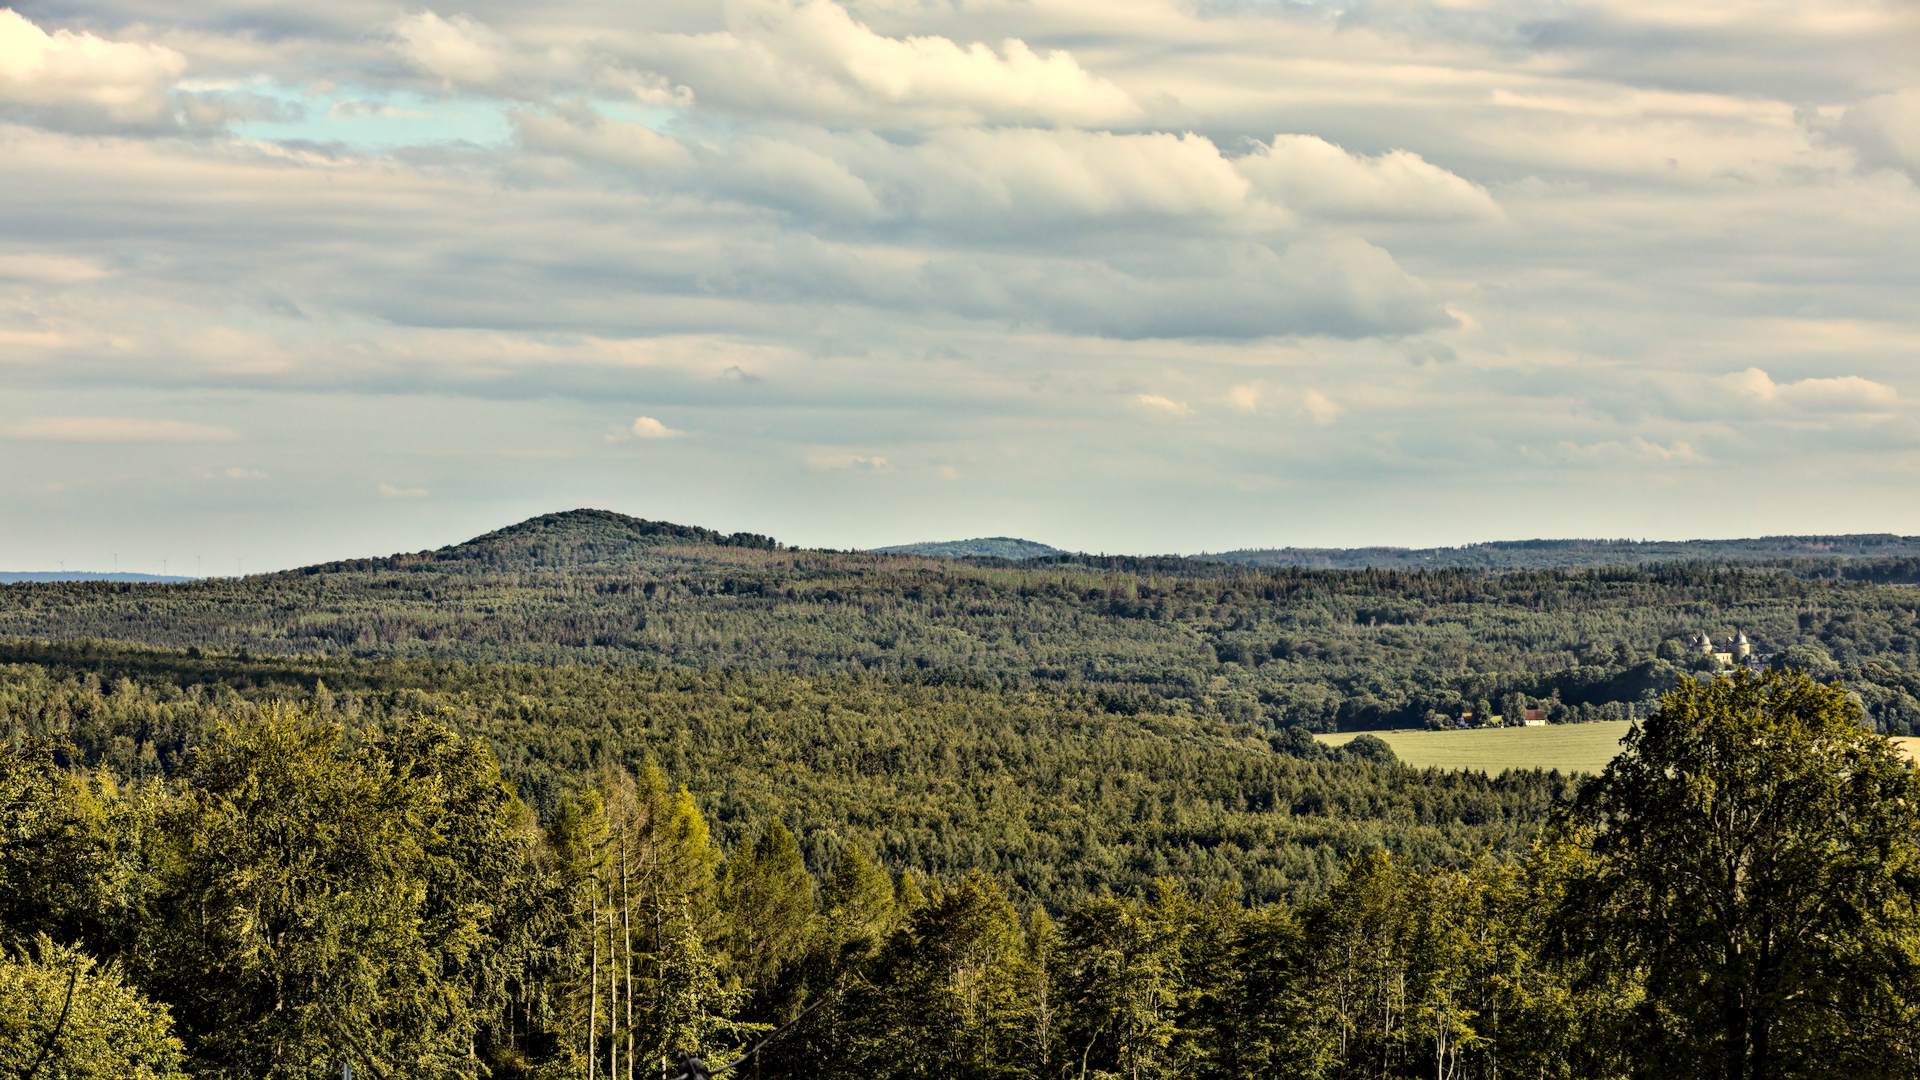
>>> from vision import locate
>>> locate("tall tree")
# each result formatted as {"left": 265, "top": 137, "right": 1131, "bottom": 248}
{"left": 720, "top": 819, "right": 816, "bottom": 996}
{"left": 1057, "top": 891, "right": 1186, "bottom": 1080}
{"left": 1552, "top": 670, "right": 1920, "bottom": 1079}
{"left": 844, "top": 873, "right": 1037, "bottom": 1079}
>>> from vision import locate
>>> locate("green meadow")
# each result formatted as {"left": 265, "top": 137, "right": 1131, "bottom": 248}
{"left": 1320, "top": 722, "right": 1920, "bottom": 774}
{"left": 1318, "top": 721, "right": 1635, "bottom": 774}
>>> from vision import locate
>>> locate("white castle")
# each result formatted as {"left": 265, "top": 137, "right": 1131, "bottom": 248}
{"left": 1691, "top": 630, "right": 1756, "bottom": 667}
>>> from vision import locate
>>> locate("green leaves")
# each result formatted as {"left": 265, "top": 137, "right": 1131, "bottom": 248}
{"left": 142, "top": 705, "right": 543, "bottom": 1076}
{"left": 1554, "top": 671, "right": 1920, "bottom": 1078}
{"left": 0, "top": 936, "right": 186, "bottom": 1080}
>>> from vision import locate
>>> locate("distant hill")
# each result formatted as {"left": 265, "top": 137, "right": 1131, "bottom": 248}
{"left": 873, "top": 537, "right": 1067, "bottom": 560}
{"left": 301, "top": 508, "right": 781, "bottom": 574}
{"left": 1193, "top": 535, "right": 1920, "bottom": 571}
{"left": 0, "top": 572, "right": 193, "bottom": 585}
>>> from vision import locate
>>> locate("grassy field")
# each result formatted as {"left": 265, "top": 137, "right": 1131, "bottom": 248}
{"left": 1318, "top": 721, "right": 1633, "bottom": 774}
{"left": 1320, "top": 723, "right": 1920, "bottom": 775}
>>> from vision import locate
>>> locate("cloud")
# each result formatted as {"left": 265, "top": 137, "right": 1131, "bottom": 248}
{"left": 1, "top": 417, "right": 235, "bottom": 442}
{"left": 0, "top": 252, "right": 111, "bottom": 284}
{"left": 1220, "top": 383, "right": 1347, "bottom": 423}
{"left": 529, "top": 124, "right": 1486, "bottom": 235}
{"left": 1301, "top": 389, "right": 1344, "bottom": 425}
{"left": 0, "top": 9, "right": 185, "bottom": 129}
{"left": 637, "top": 0, "right": 1141, "bottom": 127}
{"left": 829, "top": 127, "right": 1260, "bottom": 228}
{"left": 628, "top": 415, "right": 684, "bottom": 439}
{"left": 1718, "top": 367, "right": 1898, "bottom": 412}
{"left": 806, "top": 450, "right": 891, "bottom": 471}
{"left": 1237, "top": 135, "right": 1500, "bottom": 221}
{"left": 964, "top": 235, "right": 1447, "bottom": 340}
{"left": 392, "top": 12, "right": 507, "bottom": 88}
{"left": 329, "top": 100, "right": 430, "bottom": 121}
{"left": 390, "top": 10, "right": 696, "bottom": 105}
{"left": 512, "top": 107, "right": 692, "bottom": 173}
{"left": 1133, "top": 393, "right": 1192, "bottom": 417}
{"left": 1544, "top": 436, "right": 1705, "bottom": 467}
{"left": 221, "top": 466, "right": 269, "bottom": 480}
{"left": 376, "top": 481, "right": 430, "bottom": 499}
{"left": 1820, "top": 90, "right": 1920, "bottom": 180}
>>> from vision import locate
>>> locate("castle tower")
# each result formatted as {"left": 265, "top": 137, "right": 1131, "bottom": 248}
{"left": 1733, "top": 630, "right": 1752, "bottom": 660}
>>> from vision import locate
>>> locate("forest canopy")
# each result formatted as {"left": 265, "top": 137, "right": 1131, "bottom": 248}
{"left": 3, "top": 669, "right": 1916, "bottom": 1078}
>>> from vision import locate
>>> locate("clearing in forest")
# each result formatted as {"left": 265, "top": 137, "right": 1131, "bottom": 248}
{"left": 1318, "top": 721, "right": 1920, "bottom": 774}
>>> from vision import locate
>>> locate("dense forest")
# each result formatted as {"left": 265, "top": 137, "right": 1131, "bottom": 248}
{"left": 6, "top": 510, "right": 1920, "bottom": 1076}
{"left": 0, "top": 648, "right": 1563, "bottom": 906}
{"left": 5, "top": 670, "right": 1918, "bottom": 1077}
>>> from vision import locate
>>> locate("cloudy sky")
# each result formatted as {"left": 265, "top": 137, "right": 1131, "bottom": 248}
{"left": 2, "top": 0, "right": 1917, "bottom": 570}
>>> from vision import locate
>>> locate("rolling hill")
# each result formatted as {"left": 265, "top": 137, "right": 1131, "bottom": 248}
{"left": 0, "top": 571, "right": 194, "bottom": 584}
{"left": 1195, "top": 534, "right": 1920, "bottom": 570}
{"left": 872, "top": 536, "right": 1067, "bottom": 559}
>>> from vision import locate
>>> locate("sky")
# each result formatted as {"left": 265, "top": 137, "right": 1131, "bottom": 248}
{"left": 2, "top": 0, "right": 1918, "bottom": 571}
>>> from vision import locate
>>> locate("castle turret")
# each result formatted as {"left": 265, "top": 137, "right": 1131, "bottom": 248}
{"left": 1733, "top": 630, "right": 1752, "bottom": 660}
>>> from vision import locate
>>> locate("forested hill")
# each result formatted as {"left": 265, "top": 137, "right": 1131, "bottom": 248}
{"left": 3, "top": 509, "right": 1920, "bottom": 735}
{"left": 872, "top": 536, "right": 1066, "bottom": 559}
{"left": 302, "top": 507, "right": 782, "bottom": 574}
{"left": 0, "top": 571, "right": 193, "bottom": 584}
{"left": 1197, "top": 533, "right": 1920, "bottom": 570}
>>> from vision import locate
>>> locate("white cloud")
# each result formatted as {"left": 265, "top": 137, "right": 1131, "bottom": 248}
{"left": 1236, "top": 135, "right": 1500, "bottom": 222}
{"left": 628, "top": 415, "right": 684, "bottom": 439}
{"left": 1133, "top": 393, "right": 1191, "bottom": 417}
{"left": 0, "top": 252, "right": 111, "bottom": 284}
{"left": 512, "top": 108, "right": 692, "bottom": 173}
{"left": 1822, "top": 89, "right": 1920, "bottom": 180}
{"left": 1549, "top": 437, "right": 1705, "bottom": 466}
{"left": 329, "top": 100, "right": 431, "bottom": 121}
{"left": 845, "top": 127, "right": 1259, "bottom": 227}
{"left": 0, "top": 9, "right": 185, "bottom": 127}
{"left": 1, "top": 417, "right": 235, "bottom": 442}
{"left": 1226, "top": 384, "right": 1263, "bottom": 413}
{"left": 221, "top": 466, "right": 269, "bottom": 480}
{"left": 638, "top": 0, "right": 1141, "bottom": 127}
{"left": 1718, "top": 367, "right": 1898, "bottom": 412}
{"left": 806, "top": 450, "right": 891, "bottom": 471}
{"left": 392, "top": 12, "right": 506, "bottom": 88}
{"left": 392, "top": 10, "right": 695, "bottom": 104}
{"left": 550, "top": 126, "right": 1267, "bottom": 231}
{"left": 1301, "top": 389, "right": 1343, "bottom": 426}
{"left": 376, "top": 481, "right": 430, "bottom": 499}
